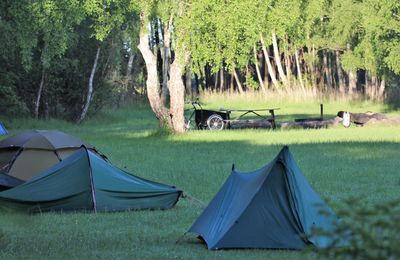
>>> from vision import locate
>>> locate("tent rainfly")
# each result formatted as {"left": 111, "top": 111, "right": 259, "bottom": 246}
{"left": 0, "top": 147, "right": 182, "bottom": 213}
{"left": 188, "top": 146, "right": 339, "bottom": 250}
{"left": 0, "top": 130, "right": 104, "bottom": 190}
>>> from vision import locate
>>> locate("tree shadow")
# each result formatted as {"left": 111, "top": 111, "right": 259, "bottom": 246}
{"left": 111, "top": 133, "right": 400, "bottom": 206}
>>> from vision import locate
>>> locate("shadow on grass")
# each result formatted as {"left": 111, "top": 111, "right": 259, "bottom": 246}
{"left": 103, "top": 130, "right": 400, "bottom": 205}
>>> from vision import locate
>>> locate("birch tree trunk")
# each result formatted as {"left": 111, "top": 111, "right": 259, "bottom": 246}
{"left": 323, "top": 51, "right": 332, "bottom": 89}
{"left": 233, "top": 69, "right": 244, "bottom": 94}
{"left": 335, "top": 50, "right": 345, "bottom": 94}
{"left": 76, "top": 46, "right": 101, "bottom": 124}
{"left": 185, "top": 65, "right": 192, "bottom": 98}
{"left": 271, "top": 31, "right": 288, "bottom": 85}
{"left": 126, "top": 53, "right": 134, "bottom": 78}
{"left": 311, "top": 44, "right": 317, "bottom": 87}
{"left": 378, "top": 79, "right": 385, "bottom": 99}
{"left": 161, "top": 16, "right": 173, "bottom": 106}
{"left": 253, "top": 45, "right": 266, "bottom": 94}
{"left": 138, "top": 16, "right": 171, "bottom": 127}
{"left": 34, "top": 69, "right": 46, "bottom": 119}
{"left": 220, "top": 68, "right": 224, "bottom": 93}
{"left": 260, "top": 34, "right": 279, "bottom": 88}
{"left": 347, "top": 44, "right": 357, "bottom": 95}
{"left": 230, "top": 73, "right": 234, "bottom": 94}
{"left": 284, "top": 35, "right": 291, "bottom": 84}
{"left": 294, "top": 48, "right": 305, "bottom": 91}
{"left": 348, "top": 69, "right": 357, "bottom": 95}
{"left": 168, "top": 55, "right": 187, "bottom": 133}
{"left": 213, "top": 72, "right": 218, "bottom": 92}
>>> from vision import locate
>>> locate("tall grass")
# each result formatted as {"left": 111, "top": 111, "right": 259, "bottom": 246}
{"left": 197, "top": 89, "right": 394, "bottom": 114}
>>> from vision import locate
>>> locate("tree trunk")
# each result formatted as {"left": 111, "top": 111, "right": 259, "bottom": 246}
{"left": 76, "top": 46, "right": 101, "bottom": 124}
{"left": 346, "top": 44, "right": 357, "bottom": 95}
{"left": 348, "top": 70, "right": 357, "bottom": 95}
{"left": 294, "top": 48, "right": 305, "bottom": 91}
{"left": 335, "top": 50, "right": 345, "bottom": 94}
{"left": 138, "top": 16, "right": 170, "bottom": 127}
{"left": 168, "top": 54, "right": 187, "bottom": 133}
{"left": 253, "top": 45, "right": 266, "bottom": 94}
{"left": 370, "top": 73, "right": 378, "bottom": 99}
{"left": 233, "top": 69, "right": 244, "bottom": 94}
{"left": 322, "top": 51, "right": 332, "bottom": 90}
{"left": 213, "top": 72, "right": 218, "bottom": 92}
{"left": 311, "top": 44, "right": 317, "bottom": 87}
{"left": 260, "top": 34, "right": 279, "bottom": 88}
{"left": 230, "top": 73, "right": 234, "bottom": 94}
{"left": 126, "top": 52, "right": 134, "bottom": 77}
{"left": 327, "top": 52, "right": 334, "bottom": 88}
{"left": 161, "top": 16, "right": 173, "bottom": 106}
{"left": 185, "top": 64, "right": 192, "bottom": 98}
{"left": 34, "top": 69, "right": 46, "bottom": 119}
{"left": 378, "top": 79, "right": 385, "bottom": 99}
{"left": 44, "top": 101, "right": 49, "bottom": 120}
{"left": 271, "top": 31, "right": 288, "bottom": 85}
{"left": 220, "top": 68, "right": 224, "bottom": 93}
{"left": 284, "top": 35, "right": 291, "bottom": 84}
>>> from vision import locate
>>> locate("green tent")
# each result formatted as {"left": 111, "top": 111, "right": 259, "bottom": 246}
{"left": 188, "top": 146, "right": 338, "bottom": 250}
{"left": 0, "top": 147, "right": 181, "bottom": 213}
{"left": 0, "top": 130, "right": 105, "bottom": 190}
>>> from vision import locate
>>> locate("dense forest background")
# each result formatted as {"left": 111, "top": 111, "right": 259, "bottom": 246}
{"left": 1, "top": 0, "right": 399, "bottom": 128}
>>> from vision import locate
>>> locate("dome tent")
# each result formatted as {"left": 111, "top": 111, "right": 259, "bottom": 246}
{"left": 0, "top": 130, "right": 105, "bottom": 190}
{"left": 188, "top": 146, "right": 339, "bottom": 250}
{"left": 0, "top": 146, "right": 182, "bottom": 212}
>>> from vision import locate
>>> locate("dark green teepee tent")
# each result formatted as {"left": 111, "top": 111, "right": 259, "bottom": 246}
{"left": 0, "top": 147, "right": 181, "bottom": 213}
{"left": 189, "top": 146, "right": 338, "bottom": 250}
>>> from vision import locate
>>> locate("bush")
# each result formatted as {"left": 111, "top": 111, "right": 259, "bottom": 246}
{"left": 0, "top": 85, "right": 29, "bottom": 117}
{"left": 313, "top": 198, "right": 400, "bottom": 259}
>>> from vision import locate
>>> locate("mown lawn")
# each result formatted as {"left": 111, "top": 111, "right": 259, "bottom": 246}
{"left": 0, "top": 98, "right": 399, "bottom": 259}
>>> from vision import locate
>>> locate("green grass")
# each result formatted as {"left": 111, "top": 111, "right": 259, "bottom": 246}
{"left": 0, "top": 98, "right": 399, "bottom": 259}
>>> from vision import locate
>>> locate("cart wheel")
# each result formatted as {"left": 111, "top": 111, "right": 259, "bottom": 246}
{"left": 184, "top": 120, "right": 191, "bottom": 130}
{"left": 184, "top": 119, "right": 197, "bottom": 130}
{"left": 207, "top": 114, "right": 224, "bottom": 130}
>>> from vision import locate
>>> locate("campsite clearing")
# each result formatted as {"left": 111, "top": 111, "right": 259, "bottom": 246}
{"left": 0, "top": 100, "right": 399, "bottom": 259}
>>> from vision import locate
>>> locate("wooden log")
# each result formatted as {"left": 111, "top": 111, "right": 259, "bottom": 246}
{"left": 229, "top": 119, "right": 273, "bottom": 129}
{"left": 364, "top": 116, "right": 400, "bottom": 125}
{"left": 337, "top": 111, "right": 388, "bottom": 125}
{"left": 281, "top": 117, "right": 341, "bottom": 129}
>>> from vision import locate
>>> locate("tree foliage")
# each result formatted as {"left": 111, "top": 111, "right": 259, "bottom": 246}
{"left": 0, "top": 0, "right": 399, "bottom": 122}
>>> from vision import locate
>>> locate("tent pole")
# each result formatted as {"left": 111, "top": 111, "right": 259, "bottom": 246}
{"left": 85, "top": 148, "right": 97, "bottom": 213}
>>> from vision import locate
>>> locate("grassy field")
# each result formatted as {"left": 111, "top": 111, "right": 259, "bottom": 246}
{"left": 0, "top": 96, "right": 399, "bottom": 259}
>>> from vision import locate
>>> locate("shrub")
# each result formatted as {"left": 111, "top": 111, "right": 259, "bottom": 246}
{"left": 313, "top": 198, "right": 400, "bottom": 259}
{"left": 0, "top": 85, "right": 29, "bottom": 117}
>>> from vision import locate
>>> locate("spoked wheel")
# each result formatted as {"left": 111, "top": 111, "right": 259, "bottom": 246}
{"left": 207, "top": 114, "right": 224, "bottom": 130}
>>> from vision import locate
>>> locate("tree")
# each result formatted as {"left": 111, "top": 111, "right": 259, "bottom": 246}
{"left": 9, "top": 0, "right": 85, "bottom": 118}
{"left": 137, "top": 0, "right": 189, "bottom": 133}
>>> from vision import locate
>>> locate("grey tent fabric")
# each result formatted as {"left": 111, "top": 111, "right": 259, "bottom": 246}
{"left": 189, "top": 146, "right": 338, "bottom": 250}
{"left": 0, "top": 130, "right": 93, "bottom": 149}
{"left": 0, "top": 130, "right": 105, "bottom": 189}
